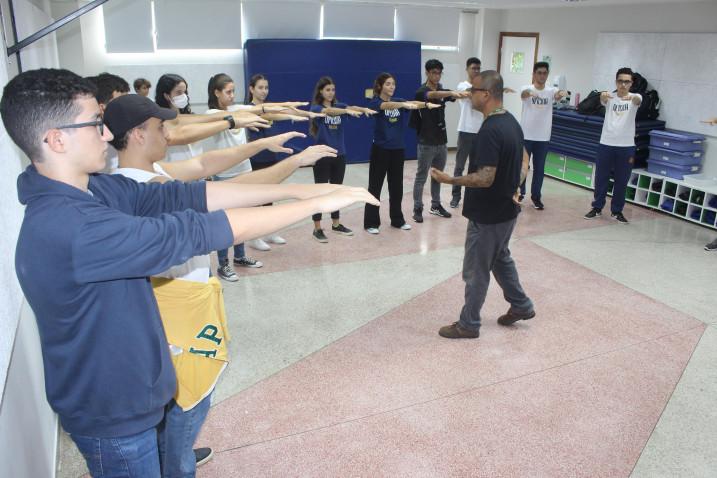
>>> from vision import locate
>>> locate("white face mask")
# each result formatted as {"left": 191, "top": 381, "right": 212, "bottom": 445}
{"left": 171, "top": 93, "right": 189, "bottom": 109}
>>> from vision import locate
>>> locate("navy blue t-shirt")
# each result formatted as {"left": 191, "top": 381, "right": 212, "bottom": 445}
{"left": 311, "top": 102, "right": 347, "bottom": 155}
{"left": 369, "top": 97, "right": 407, "bottom": 150}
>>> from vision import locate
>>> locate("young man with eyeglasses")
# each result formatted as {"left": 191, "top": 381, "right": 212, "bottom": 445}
{"left": 411, "top": 59, "right": 470, "bottom": 223}
{"left": 1, "top": 68, "right": 378, "bottom": 477}
{"left": 584, "top": 67, "right": 642, "bottom": 224}
{"left": 450, "top": 57, "right": 484, "bottom": 209}
{"left": 430, "top": 71, "right": 535, "bottom": 340}
{"left": 519, "top": 61, "right": 567, "bottom": 210}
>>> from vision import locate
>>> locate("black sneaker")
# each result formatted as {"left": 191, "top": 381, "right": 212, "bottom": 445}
{"left": 611, "top": 212, "right": 629, "bottom": 224}
{"left": 194, "top": 447, "right": 214, "bottom": 467}
{"left": 584, "top": 208, "right": 602, "bottom": 220}
{"left": 234, "top": 256, "right": 263, "bottom": 268}
{"left": 705, "top": 238, "right": 717, "bottom": 251}
{"left": 313, "top": 228, "right": 329, "bottom": 243}
{"left": 413, "top": 207, "right": 423, "bottom": 223}
{"left": 217, "top": 264, "right": 238, "bottom": 282}
{"left": 449, "top": 199, "right": 460, "bottom": 209}
{"left": 331, "top": 224, "right": 354, "bottom": 236}
{"left": 429, "top": 205, "right": 452, "bottom": 218}
{"left": 532, "top": 198, "right": 545, "bottom": 210}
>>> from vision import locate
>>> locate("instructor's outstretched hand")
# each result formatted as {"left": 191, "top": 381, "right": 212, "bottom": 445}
{"left": 430, "top": 167, "right": 453, "bottom": 184}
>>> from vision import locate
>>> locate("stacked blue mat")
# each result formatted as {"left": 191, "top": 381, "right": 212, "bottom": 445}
{"left": 548, "top": 110, "right": 666, "bottom": 166}
{"left": 647, "top": 129, "right": 705, "bottom": 180}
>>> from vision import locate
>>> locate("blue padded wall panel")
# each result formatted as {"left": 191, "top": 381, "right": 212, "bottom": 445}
{"left": 244, "top": 39, "right": 421, "bottom": 163}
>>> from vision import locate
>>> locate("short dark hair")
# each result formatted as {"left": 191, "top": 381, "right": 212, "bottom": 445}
{"left": 479, "top": 70, "right": 504, "bottom": 100}
{"left": 86, "top": 72, "right": 129, "bottom": 105}
{"left": 616, "top": 67, "right": 633, "bottom": 79}
{"left": 110, "top": 122, "right": 146, "bottom": 151}
{"left": 533, "top": 61, "right": 550, "bottom": 73}
{"left": 133, "top": 78, "right": 151, "bottom": 91}
{"left": 466, "top": 57, "right": 481, "bottom": 68}
{"left": 0, "top": 68, "right": 97, "bottom": 161}
{"left": 425, "top": 59, "right": 444, "bottom": 72}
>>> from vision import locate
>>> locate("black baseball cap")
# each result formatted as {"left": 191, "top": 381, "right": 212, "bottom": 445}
{"left": 104, "top": 94, "right": 177, "bottom": 142}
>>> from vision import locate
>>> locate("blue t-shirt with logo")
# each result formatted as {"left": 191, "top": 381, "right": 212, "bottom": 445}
{"left": 369, "top": 97, "right": 407, "bottom": 150}
{"left": 311, "top": 102, "right": 347, "bottom": 155}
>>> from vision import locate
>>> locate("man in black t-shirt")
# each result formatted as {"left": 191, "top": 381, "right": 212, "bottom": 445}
{"left": 411, "top": 59, "right": 470, "bottom": 223}
{"left": 431, "top": 70, "right": 535, "bottom": 339}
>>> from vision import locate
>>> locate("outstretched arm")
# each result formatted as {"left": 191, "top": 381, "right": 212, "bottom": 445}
{"left": 228, "top": 145, "right": 337, "bottom": 184}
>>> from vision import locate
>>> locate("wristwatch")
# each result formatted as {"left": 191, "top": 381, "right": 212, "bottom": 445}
{"left": 223, "top": 115, "right": 236, "bottom": 129}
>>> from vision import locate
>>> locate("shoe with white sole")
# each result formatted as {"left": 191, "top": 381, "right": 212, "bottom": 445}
{"left": 265, "top": 234, "right": 286, "bottom": 245}
{"left": 247, "top": 238, "right": 271, "bottom": 251}
{"left": 365, "top": 227, "right": 379, "bottom": 235}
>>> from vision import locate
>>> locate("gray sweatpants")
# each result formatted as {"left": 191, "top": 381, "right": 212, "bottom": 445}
{"left": 459, "top": 219, "right": 533, "bottom": 331}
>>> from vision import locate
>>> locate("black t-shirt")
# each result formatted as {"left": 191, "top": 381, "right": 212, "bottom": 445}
{"left": 462, "top": 112, "right": 523, "bottom": 224}
{"left": 412, "top": 84, "right": 455, "bottom": 145}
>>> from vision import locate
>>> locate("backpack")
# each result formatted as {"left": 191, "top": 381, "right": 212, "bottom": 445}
{"left": 630, "top": 72, "right": 649, "bottom": 95}
{"left": 636, "top": 89, "right": 660, "bottom": 120}
{"left": 577, "top": 90, "right": 605, "bottom": 117}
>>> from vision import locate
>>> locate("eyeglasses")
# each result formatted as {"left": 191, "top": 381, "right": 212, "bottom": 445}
{"left": 44, "top": 118, "right": 105, "bottom": 143}
{"left": 616, "top": 80, "right": 633, "bottom": 85}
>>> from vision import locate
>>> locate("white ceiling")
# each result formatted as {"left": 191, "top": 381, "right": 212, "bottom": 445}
{"left": 51, "top": 0, "right": 715, "bottom": 9}
{"left": 324, "top": 0, "right": 714, "bottom": 9}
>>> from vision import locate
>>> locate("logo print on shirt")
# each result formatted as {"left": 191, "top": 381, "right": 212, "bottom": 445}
{"left": 325, "top": 115, "right": 342, "bottom": 126}
{"left": 384, "top": 109, "right": 401, "bottom": 118}
{"left": 531, "top": 96, "right": 549, "bottom": 106}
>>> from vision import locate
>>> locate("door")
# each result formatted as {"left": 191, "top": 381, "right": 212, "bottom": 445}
{"left": 498, "top": 33, "right": 539, "bottom": 117}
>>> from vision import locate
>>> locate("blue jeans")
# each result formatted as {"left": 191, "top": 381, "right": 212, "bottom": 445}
{"left": 519, "top": 140, "right": 549, "bottom": 200}
{"left": 157, "top": 394, "right": 212, "bottom": 478}
{"left": 592, "top": 144, "right": 635, "bottom": 214}
{"left": 459, "top": 219, "right": 533, "bottom": 332}
{"left": 71, "top": 427, "right": 161, "bottom": 477}
{"left": 217, "top": 243, "right": 245, "bottom": 266}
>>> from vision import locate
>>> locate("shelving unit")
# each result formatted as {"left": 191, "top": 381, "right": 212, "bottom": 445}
{"left": 544, "top": 151, "right": 717, "bottom": 230}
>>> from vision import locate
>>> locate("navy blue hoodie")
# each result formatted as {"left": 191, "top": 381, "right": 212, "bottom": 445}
{"left": 15, "top": 166, "right": 233, "bottom": 437}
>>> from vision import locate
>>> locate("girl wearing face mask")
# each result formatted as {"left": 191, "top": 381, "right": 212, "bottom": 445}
{"left": 155, "top": 73, "right": 202, "bottom": 162}
{"left": 363, "top": 72, "right": 437, "bottom": 234}
{"left": 308, "top": 76, "right": 376, "bottom": 243}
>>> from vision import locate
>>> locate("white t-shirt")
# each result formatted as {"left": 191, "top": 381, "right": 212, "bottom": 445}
{"left": 599, "top": 94, "right": 642, "bottom": 147}
{"left": 456, "top": 80, "right": 483, "bottom": 134}
{"left": 166, "top": 143, "right": 201, "bottom": 163}
{"left": 112, "top": 162, "right": 211, "bottom": 283}
{"left": 203, "top": 105, "right": 253, "bottom": 179}
{"left": 520, "top": 85, "right": 558, "bottom": 142}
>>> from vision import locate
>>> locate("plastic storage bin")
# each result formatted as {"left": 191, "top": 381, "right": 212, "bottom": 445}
{"left": 683, "top": 174, "right": 717, "bottom": 189}
{"left": 647, "top": 159, "right": 701, "bottom": 180}
{"left": 649, "top": 129, "right": 705, "bottom": 152}
{"left": 648, "top": 146, "right": 702, "bottom": 166}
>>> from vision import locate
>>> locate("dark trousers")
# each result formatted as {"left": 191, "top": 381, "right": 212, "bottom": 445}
{"left": 312, "top": 154, "right": 346, "bottom": 222}
{"left": 452, "top": 132, "right": 477, "bottom": 203}
{"left": 519, "top": 140, "right": 550, "bottom": 200}
{"left": 592, "top": 144, "right": 635, "bottom": 214}
{"left": 364, "top": 145, "right": 406, "bottom": 229}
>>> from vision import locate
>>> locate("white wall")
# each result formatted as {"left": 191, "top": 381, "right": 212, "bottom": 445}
{"left": 484, "top": 0, "right": 717, "bottom": 175}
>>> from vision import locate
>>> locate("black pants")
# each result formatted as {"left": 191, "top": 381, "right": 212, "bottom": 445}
{"left": 249, "top": 160, "right": 279, "bottom": 207}
{"left": 312, "top": 154, "right": 346, "bottom": 222}
{"left": 363, "top": 145, "right": 406, "bottom": 229}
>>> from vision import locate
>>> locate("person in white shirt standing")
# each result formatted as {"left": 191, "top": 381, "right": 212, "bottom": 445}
{"left": 584, "top": 67, "right": 642, "bottom": 224}
{"left": 450, "top": 57, "right": 484, "bottom": 209}
{"left": 519, "top": 61, "right": 567, "bottom": 210}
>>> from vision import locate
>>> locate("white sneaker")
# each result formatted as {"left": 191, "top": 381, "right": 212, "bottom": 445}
{"left": 399, "top": 223, "right": 412, "bottom": 230}
{"left": 247, "top": 238, "right": 271, "bottom": 251}
{"left": 265, "top": 234, "right": 286, "bottom": 245}
{"left": 366, "top": 227, "right": 380, "bottom": 235}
